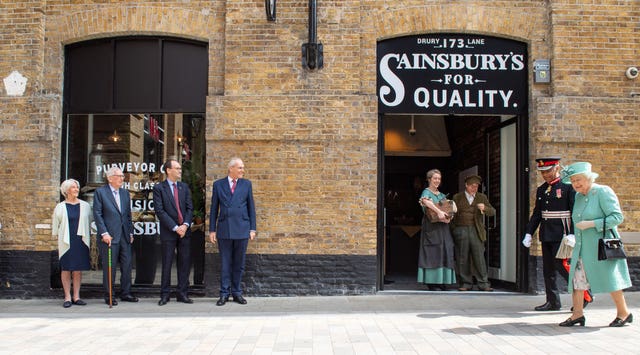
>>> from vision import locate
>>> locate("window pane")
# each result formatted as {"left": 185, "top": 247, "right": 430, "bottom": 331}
{"left": 64, "top": 113, "right": 187, "bottom": 287}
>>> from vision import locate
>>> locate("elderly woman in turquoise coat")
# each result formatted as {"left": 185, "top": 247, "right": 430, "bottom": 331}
{"left": 559, "top": 162, "right": 632, "bottom": 327}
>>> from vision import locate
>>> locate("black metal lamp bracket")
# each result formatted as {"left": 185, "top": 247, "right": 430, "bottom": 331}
{"left": 302, "top": 0, "right": 323, "bottom": 70}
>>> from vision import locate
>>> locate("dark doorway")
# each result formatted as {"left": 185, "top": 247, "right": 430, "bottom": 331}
{"left": 376, "top": 33, "right": 530, "bottom": 292}
{"left": 381, "top": 114, "right": 522, "bottom": 291}
{"left": 56, "top": 36, "right": 208, "bottom": 297}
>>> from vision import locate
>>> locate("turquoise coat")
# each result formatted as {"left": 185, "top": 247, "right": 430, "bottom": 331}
{"left": 568, "top": 183, "right": 632, "bottom": 293}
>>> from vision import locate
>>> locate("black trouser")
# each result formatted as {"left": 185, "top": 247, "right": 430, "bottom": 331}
{"left": 160, "top": 235, "right": 192, "bottom": 298}
{"left": 541, "top": 241, "right": 568, "bottom": 307}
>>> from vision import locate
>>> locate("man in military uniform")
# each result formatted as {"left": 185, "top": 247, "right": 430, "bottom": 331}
{"left": 522, "top": 157, "right": 591, "bottom": 311}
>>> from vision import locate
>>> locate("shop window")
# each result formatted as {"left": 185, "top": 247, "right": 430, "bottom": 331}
{"left": 63, "top": 113, "right": 206, "bottom": 288}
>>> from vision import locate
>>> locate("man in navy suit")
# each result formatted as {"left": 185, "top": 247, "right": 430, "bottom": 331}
{"left": 153, "top": 158, "right": 194, "bottom": 306}
{"left": 93, "top": 166, "right": 138, "bottom": 305}
{"left": 209, "top": 157, "right": 256, "bottom": 306}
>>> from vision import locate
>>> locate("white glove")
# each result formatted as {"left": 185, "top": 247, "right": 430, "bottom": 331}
{"left": 575, "top": 220, "right": 596, "bottom": 230}
{"left": 522, "top": 234, "right": 532, "bottom": 248}
{"left": 563, "top": 234, "right": 576, "bottom": 247}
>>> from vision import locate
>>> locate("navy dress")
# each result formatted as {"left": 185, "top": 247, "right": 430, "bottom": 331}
{"left": 59, "top": 203, "right": 90, "bottom": 271}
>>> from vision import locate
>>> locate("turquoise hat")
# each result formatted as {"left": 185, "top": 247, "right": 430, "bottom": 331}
{"left": 561, "top": 162, "right": 599, "bottom": 183}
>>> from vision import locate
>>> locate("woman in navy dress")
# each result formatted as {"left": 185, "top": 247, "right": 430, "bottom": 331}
{"left": 52, "top": 179, "right": 92, "bottom": 308}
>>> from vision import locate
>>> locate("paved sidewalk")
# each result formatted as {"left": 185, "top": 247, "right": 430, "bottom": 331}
{"left": 0, "top": 291, "right": 638, "bottom": 354}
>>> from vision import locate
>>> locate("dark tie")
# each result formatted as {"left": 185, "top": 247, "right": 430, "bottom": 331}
{"left": 231, "top": 179, "right": 237, "bottom": 194}
{"left": 173, "top": 183, "right": 184, "bottom": 225}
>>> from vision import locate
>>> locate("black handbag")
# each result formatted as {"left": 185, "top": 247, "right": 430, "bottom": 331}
{"left": 597, "top": 217, "right": 627, "bottom": 260}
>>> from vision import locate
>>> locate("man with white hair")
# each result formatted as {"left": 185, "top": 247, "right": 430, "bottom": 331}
{"left": 209, "top": 157, "right": 257, "bottom": 306}
{"left": 93, "top": 166, "right": 138, "bottom": 305}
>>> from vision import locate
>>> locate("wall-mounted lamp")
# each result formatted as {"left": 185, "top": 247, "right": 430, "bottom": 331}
{"left": 265, "top": 0, "right": 276, "bottom": 21}
{"left": 302, "top": 0, "right": 323, "bottom": 70}
{"left": 625, "top": 67, "right": 638, "bottom": 80}
{"left": 176, "top": 132, "right": 185, "bottom": 146}
{"left": 108, "top": 129, "right": 121, "bottom": 142}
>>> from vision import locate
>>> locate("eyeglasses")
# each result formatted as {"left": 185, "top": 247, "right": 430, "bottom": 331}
{"left": 112, "top": 174, "right": 125, "bottom": 178}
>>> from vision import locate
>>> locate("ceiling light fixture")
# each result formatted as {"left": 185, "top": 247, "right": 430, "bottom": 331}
{"left": 108, "top": 129, "right": 121, "bottom": 142}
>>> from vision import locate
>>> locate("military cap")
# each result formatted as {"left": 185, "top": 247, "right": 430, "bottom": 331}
{"left": 535, "top": 157, "right": 561, "bottom": 171}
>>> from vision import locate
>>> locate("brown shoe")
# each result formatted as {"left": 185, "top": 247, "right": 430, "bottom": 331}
{"left": 480, "top": 287, "right": 494, "bottom": 292}
{"left": 458, "top": 287, "right": 469, "bottom": 291}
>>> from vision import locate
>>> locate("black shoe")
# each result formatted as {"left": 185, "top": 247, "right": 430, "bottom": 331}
{"left": 609, "top": 313, "right": 633, "bottom": 327}
{"left": 63, "top": 301, "right": 72, "bottom": 308}
{"left": 105, "top": 299, "right": 118, "bottom": 306}
{"left": 559, "top": 316, "right": 586, "bottom": 327}
{"left": 216, "top": 296, "right": 229, "bottom": 306}
{"left": 121, "top": 295, "right": 139, "bottom": 302}
{"left": 72, "top": 299, "right": 87, "bottom": 306}
{"left": 177, "top": 296, "right": 194, "bottom": 304}
{"left": 535, "top": 302, "right": 561, "bottom": 311}
{"left": 158, "top": 296, "right": 170, "bottom": 306}
{"left": 232, "top": 295, "right": 247, "bottom": 305}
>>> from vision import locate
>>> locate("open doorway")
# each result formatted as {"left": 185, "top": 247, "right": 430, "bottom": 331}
{"left": 376, "top": 33, "right": 530, "bottom": 292}
{"left": 382, "top": 114, "right": 520, "bottom": 291}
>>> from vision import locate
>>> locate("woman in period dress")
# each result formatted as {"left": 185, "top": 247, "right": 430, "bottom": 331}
{"left": 559, "top": 162, "right": 632, "bottom": 327}
{"left": 52, "top": 179, "right": 92, "bottom": 308}
{"left": 417, "top": 169, "right": 456, "bottom": 290}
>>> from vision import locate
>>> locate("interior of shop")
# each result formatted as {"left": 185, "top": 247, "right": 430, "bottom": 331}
{"left": 382, "top": 114, "right": 516, "bottom": 291}
{"left": 57, "top": 113, "right": 207, "bottom": 295}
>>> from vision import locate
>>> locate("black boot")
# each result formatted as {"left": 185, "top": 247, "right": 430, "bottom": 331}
{"left": 535, "top": 302, "right": 560, "bottom": 311}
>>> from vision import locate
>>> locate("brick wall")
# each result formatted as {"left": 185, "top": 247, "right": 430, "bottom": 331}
{"left": 1, "top": 1, "right": 639, "bottom": 297}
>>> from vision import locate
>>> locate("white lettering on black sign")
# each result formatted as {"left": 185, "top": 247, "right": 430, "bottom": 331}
{"left": 377, "top": 34, "right": 527, "bottom": 115}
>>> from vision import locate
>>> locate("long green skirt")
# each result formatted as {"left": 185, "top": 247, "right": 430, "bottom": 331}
{"left": 417, "top": 267, "right": 456, "bottom": 284}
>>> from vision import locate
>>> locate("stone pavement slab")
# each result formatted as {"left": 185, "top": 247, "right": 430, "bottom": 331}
{"left": 0, "top": 291, "right": 638, "bottom": 354}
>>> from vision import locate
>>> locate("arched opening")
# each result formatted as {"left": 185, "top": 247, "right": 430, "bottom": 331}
{"left": 56, "top": 36, "right": 208, "bottom": 296}
{"left": 376, "top": 34, "right": 530, "bottom": 292}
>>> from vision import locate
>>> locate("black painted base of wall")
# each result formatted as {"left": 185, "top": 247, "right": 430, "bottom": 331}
{"left": 0, "top": 250, "right": 378, "bottom": 298}
{"left": 4, "top": 249, "right": 639, "bottom": 299}
{"left": 204, "top": 253, "right": 378, "bottom": 297}
{"left": 0, "top": 250, "right": 59, "bottom": 298}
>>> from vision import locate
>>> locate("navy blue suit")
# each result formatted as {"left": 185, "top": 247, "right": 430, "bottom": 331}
{"left": 92, "top": 184, "right": 135, "bottom": 299}
{"left": 153, "top": 179, "right": 193, "bottom": 298}
{"left": 209, "top": 177, "right": 256, "bottom": 298}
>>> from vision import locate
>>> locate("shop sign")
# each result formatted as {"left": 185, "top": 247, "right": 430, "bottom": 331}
{"left": 377, "top": 34, "right": 528, "bottom": 115}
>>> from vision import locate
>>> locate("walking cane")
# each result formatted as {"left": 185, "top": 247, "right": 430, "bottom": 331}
{"left": 108, "top": 245, "right": 113, "bottom": 308}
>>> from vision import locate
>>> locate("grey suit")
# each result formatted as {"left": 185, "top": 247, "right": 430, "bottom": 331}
{"left": 93, "top": 184, "right": 135, "bottom": 299}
